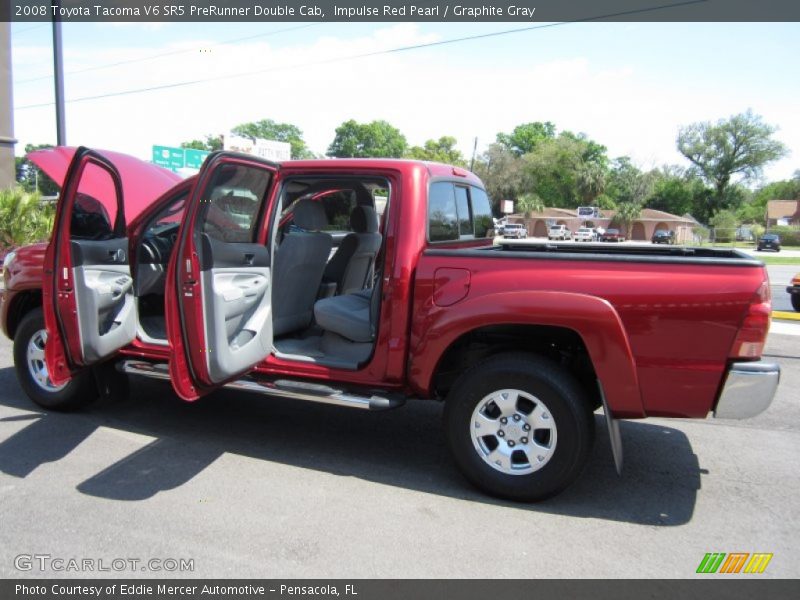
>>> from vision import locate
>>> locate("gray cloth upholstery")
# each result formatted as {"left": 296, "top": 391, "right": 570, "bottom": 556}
{"left": 292, "top": 198, "right": 329, "bottom": 231}
{"left": 350, "top": 205, "right": 379, "bottom": 234}
{"left": 314, "top": 289, "right": 374, "bottom": 343}
{"left": 272, "top": 202, "right": 333, "bottom": 336}
{"left": 322, "top": 205, "right": 382, "bottom": 295}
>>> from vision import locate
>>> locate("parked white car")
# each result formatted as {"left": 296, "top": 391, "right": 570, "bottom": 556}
{"left": 572, "top": 227, "right": 595, "bottom": 242}
{"left": 548, "top": 224, "right": 570, "bottom": 240}
{"left": 503, "top": 223, "right": 528, "bottom": 239}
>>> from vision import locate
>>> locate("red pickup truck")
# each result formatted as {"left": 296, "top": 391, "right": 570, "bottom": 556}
{"left": 1, "top": 147, "right": 780, "bottom": 501}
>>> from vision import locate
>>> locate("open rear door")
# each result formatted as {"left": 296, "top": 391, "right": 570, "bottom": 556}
{"left": 43, "top": 148, "right": 136, "bottom": 385}
{"left": 165, "top": 153, "right": 278, "bottom": 401}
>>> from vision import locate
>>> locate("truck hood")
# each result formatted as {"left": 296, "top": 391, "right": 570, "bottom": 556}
{"left": 27, "top": 146, "right": 183, "bottom": 222}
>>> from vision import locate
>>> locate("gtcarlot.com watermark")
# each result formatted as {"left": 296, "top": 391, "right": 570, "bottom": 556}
{"left": 14, "top": 554, "right": 194, "bottom": 573}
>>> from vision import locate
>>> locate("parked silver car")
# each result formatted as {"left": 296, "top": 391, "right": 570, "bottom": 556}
{"left": 503, "top": 223, "right": 528, "bottom": 239}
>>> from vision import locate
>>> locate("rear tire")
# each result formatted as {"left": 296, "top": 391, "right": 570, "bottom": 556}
{"left": 444, "top": 353, "right": 595, "bottom": 502}
{"left": 13, "top": 308, "right": 97, "bottom": 411}
{"left": 792, "top": 294, "right": 800, "bottom": 312}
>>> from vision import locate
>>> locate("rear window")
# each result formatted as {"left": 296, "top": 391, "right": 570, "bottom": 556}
{"left": 428, "top": 183, "right": 459, "bottom": 242}
{"left": 428, "top": 182, "right": 493, "bottom": 242}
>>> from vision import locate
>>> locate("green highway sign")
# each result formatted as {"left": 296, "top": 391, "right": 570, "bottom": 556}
{"left": 184, "top": 148, "right": 210, "bottom": 169}
{"left": 152, "top": 145, "right": 211, "bottom": 171}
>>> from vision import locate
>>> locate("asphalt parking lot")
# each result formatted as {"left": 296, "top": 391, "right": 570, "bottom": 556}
{"left": 0, "top": 328, "right": 798, "bottom": 579}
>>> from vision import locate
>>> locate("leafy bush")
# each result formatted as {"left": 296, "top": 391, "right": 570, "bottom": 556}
{"left": 0, "top": 187, "right": 55, "bottom": 251}
{"left": 767, "top": 225, "right": 800, "bottom": 246}
{"left": 709, "top": 209, "right": 739, "bottom": 242}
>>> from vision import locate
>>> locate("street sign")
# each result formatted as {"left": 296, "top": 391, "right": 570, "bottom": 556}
{"left": 184, "top": 148, "right": 210, "bottom": 169}
{"left": 223, "top": 135, "right": 291, "bottom": 162}
{"left": 152, "top": 145, "right": 185, "bottom": 170}
{"left": 151, "top": 145, "right": 211, "bottom": 171}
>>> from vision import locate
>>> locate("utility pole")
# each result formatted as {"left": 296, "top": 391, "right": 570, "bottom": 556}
{"left": 0, "top": 21, "right": 16, "bottom": 188}
{"left": 469, "top": 137, "right": 478, "bottom": 172}
{"left": 53, "top": 0, "right": 66, "bottom": 145}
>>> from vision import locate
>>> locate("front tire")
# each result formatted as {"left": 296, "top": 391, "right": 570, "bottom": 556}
{"left": 13, "top": 308, "right": 97, "bottom": 411}
{"left": 444, "top": 353, "right": 595, "bottom": 502}
{"left": 792, "top": 294, "right": 800, "bottom": 312}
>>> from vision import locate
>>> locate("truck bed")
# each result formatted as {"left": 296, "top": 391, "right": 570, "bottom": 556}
{"left": 415, "top": 241, "right": 769, "bottom": 418}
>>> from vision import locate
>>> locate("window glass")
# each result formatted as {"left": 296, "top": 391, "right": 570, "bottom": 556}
{"left": 471, "top": 187, "right": 493, "bottom": 238}
{"left": 373, "top": 188, "right": 389, "bottom": 216}
{"left": 428, "top": 182, "right": 458, "bottom": 242}
{"left": 201, "top": 164, "right": 270, "bottom": 243}
{"left": 319, "top": 190, "right": 356, "bottom": 232}
{"left": 455, "top": 186, "right": 472, "bottom": 237}
{"left": 150, "top": 193, "right": 186, "bottom": 231}
{"left": 71, "top": 162, "right": 117, "bottom": 240}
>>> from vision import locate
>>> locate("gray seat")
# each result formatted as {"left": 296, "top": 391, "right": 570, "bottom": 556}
{"left": 272, "top": 199, "right": 333, "bottom": 337}
{"left": 314, "top": 285, "right": 381, "bottom": 343}
{"left": 322, "top": 205, "right": 382, "bottom": 295}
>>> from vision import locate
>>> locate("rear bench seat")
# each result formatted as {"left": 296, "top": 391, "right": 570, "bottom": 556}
{"left": 313, "top": 288, "right": 376, "bottom": 343}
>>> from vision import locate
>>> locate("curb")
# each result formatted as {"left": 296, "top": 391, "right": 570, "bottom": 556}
{"left": 772, "top": 311, "right": 800, "bottom": 321}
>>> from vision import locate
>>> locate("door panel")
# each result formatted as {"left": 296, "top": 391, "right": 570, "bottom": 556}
{"left": 44, "top": 148, "right": 134, "bottom": 384}
{"left": 71, "top": 239, "right": 135, "bottom": 363}
{"left": 200, "top": 235, "right": 272, "bottom": 384}
{"left": 166, "top": 153, "right": 278, "bottom": 400}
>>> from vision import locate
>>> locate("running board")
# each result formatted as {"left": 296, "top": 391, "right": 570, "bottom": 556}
{"left": 118, "top": 360, "right": 405, "bottom": 411}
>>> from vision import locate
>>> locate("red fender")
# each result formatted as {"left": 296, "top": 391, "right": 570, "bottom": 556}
{"left": 408, "top": 290, "right": 645, "bottom": 418}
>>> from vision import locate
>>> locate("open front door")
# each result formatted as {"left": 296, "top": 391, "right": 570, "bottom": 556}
{"left": 165, "top": 153, "right": 278, "bottom": 401}
{"left": 43, "top": 148, "right": 136, "bottom": 386}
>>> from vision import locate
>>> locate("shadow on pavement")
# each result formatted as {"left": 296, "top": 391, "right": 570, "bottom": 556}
{"left": 0, "top": 367, "right": 700, "bottom": 526}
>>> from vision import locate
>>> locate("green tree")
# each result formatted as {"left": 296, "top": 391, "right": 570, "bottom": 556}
{"left": 519, "top": 131, "right": 610, "bottom": 208}
{"left": 230, "top": 119, "right": 313, "bottom": 159}
{"left": 406, "top": 136, "right": 465, "bottom": 166}
{"left": 595, "top": 193, "right": 617, "bottom": 210}
{"left": 15, "top": 144, "right": 59, "bottom": 196}
{"left": 606, "top": 157, "right": 655, "bottom": 206}
{"left": 577, "top": 163, "right": 606, "bottom": 205}
{"left": 646, "top": 167, "right": 707, "bottom": 218}
{"left": 180, "top": 135, "right": 222, "bottom": 151}
{"left": 559, "top": 131, "right": 608, "bottom": 169}
{"left": 612, "top": 201, "right": 642, "bottom": 238}
{"left": 472, "top": 143, "right": 525, "bottom": 214}
{"left": 327, "top": 119, "right": 407, "bottom": 158}
{"left": 521, "top": 135, "right": 587, "bottom": 208}
{"left": 515, "top": 192, "right": 545, "bottom": 217}
{"left": 677, "top": 110, "right": 788, "bottom": 214}
{"left": 496, "top": 121, "right": 556, "bottom": 156}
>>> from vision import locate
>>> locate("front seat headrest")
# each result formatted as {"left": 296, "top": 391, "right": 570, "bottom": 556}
{"left": 292, "top": 199, "right": 328, "bottom": 231}
{"left": 350, "top": 205, "right": 379, "bottom": 234}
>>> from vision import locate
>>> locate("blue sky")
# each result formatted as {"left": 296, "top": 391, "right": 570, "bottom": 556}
{"left": 10, "top": 21, "right": 800, "bottom": 182}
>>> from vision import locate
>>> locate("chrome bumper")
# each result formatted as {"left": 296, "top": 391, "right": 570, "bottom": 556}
{"left": 714, "top": 361, "right": 780, "bottom": 419}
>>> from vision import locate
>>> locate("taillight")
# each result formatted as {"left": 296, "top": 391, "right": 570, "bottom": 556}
{"left": 730, "top": 280, "right": 771, "bottom": 359}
